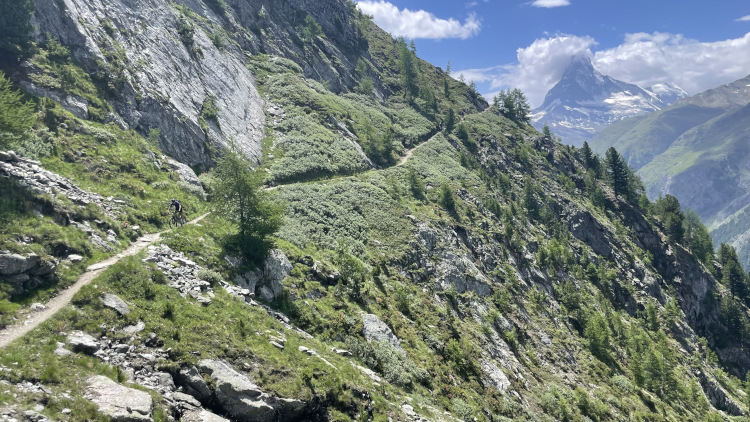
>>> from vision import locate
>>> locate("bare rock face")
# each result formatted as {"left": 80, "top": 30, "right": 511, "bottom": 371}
{"left": 196, "top": 359, "right": 307, "bottom": 422}
{"left": 181, "top": 409, "right": 230, "bottom": 422}
{"left": 85, "top": 375, "right": 153, "bottom": 422}
{"left": 236, "top": 249, "right": 292, "bottom": 302}
{"left": 361, "top": 313, "right": 404, "bottom": 354}
{"left": 67, "top": 331, "right": 100, "bottom": 355}
{"left": 32, "top": 0, "right": 265, "bottom": 166}
{"left": 100, "top": 293, "right": 130, "bottom": 315}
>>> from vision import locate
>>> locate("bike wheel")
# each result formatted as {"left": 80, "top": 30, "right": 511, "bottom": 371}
{"left": 179, "top": 216, "right": 186, "bottom": 226}
{"left": 169, "top": 216, "right": 176, "bottom": 229}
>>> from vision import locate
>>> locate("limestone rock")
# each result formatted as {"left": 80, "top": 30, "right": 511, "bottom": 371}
{"left": 67, "top": 331, "right": 99, "bottom": 354}
{"left": 197, "top": 359, "right": 306, "bottom": 422}
{"left": 33, "top": 0, "right": 266, "bottom": 166}
{"left": 236, "top": 249, "right": 292, "bottom": 302}
{"left": 85, "top": 375, "right": 153, "bottom": 421}
{"left": 362, "top": 313, "right": 404, "bottom": 353}
{"left": 101, "top": 293, "right": 130, "bottom": 315}
{"left": 175, "top": 365, "right": 212, "bottom": 403}
{"left": 181, "top": 409, "right": 230, "bottom": 422}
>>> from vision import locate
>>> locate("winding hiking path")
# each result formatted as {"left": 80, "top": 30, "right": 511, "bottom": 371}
{"left": 0, "top": 212, "right": 210, "bottom": 349}
{"left": 264, "top": 131, "right": 438, "bottom": 192}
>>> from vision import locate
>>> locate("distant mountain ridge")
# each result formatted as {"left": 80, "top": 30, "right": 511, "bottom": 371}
{"left": 531, "top": 55, "right": 687, "bottom": 146}
{"left": 590, "top": 73, "right": 750, "bottom": 267}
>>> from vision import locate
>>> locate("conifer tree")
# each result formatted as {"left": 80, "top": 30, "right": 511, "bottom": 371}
{"left": 605, "top": 147, "right": 629, "bottom": 198}
{"left": 212, "top": 142, "right": 284, "bottom": 263}
{"left": 581, "top": 141, "right": 595, "bottom": 169}
{"left": 444, "top": 108, "right": 455, "bottom": 132}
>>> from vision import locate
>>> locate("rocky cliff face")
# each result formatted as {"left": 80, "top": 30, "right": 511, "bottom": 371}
{"left": 31, "top": 0, "right": 266, "bottom": 167}
{"left": 26, "top": 0, "right": 380, "bottom": 167}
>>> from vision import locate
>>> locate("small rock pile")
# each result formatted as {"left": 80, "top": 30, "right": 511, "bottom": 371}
{"left": 0, "top": 151, "right": 122, "bottom": 219}
{"left": 144, "top": 245, "right": 214, "bottom": 305}
{"left": 0, "top": 252, "right": 57, "bottom": 296}
{"left": 63, "top": 328, "right": 310, "bottom": 421}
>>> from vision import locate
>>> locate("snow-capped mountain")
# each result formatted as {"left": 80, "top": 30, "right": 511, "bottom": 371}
{"left": 531, "top": 55, "right": 687, "bottom": 146}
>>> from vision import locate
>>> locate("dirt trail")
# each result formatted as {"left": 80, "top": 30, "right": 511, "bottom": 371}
{"left": 265, "top": 131, "right": 439, "bottom": 192}
{"left": 0, "top": 212, "right": 210, "bottom": 349}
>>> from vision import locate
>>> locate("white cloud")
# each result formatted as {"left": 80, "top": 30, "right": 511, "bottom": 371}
{"left": 737, "top": 15, "right": 750, "bottom": 21}
{"left": 356, "top": 1, "right": 481, "bottom": 40}
{"left": 471, "top": 32, "right": 750, "bottom": 108}
{"left": 593, "top": 32, "right": 750, "bottom": 96}
{"left": 530, "top": 0, "right": 571, "bottom": 8}
{"left": 455, "top": 35, "right": 595, "bottom": 106}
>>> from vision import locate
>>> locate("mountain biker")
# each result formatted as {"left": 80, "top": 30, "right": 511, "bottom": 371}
{"left": 169, "top": 199, "right": 184, "bottom": 222}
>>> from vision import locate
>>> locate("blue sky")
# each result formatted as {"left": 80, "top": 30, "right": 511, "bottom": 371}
{"left": 356, "top": 0, "right": 750, "bottom": 107}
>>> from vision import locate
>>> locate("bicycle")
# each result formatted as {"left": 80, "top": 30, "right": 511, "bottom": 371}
{"left": 167, "top": 210, "right": 186, "bottom": 228}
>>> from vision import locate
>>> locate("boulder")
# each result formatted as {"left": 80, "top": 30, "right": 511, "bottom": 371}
{"left": 197, "top": 359, "right": 306, "bottom": 422}
{"left": 362, "top": 313, "right": 404, "bottom": 353}
{"left": 175, "top": 365, "right": 212, "bottom": 402}
{"left": 67, "top": 331, "right": 100, "bottom": 354}
{"left": 237, "top": 249, "right": 292, "bottom": 302}
{"left": 0, "top": 252, "right": 39, "bottom": 275}
{"left": 0, "top": 151, "right": 16, "bottom": 162}
{"left": 101, "top": 293, "right": 130, "bottom": 315}
{"left": 86, "top": 375, "right": 153, "bottom": 421}
{"left": 181, "top": 409, "right": 230, "bottom": 422}
{"left": 197, "top": 360, "right": 273, "bottom": 420}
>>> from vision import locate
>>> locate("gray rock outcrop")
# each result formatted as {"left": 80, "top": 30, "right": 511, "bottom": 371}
{"left": 67, "top": 331, "right": 100, "bottom": 354}
{"left": 100, "top": 293, "right": 130, "bottom": 315}
{"left": 0, "top": 154, "right": 121, "bottom": 219}
{"left": 181, "top": 409, "right": 230, "bottom": 422}
{"left": 0, "top": 251, "right": 57, "bottom": 296}
{"left": 85, "top": 375, "right": 153, "bottom": 421}
{"left": 32, "top": 0, "right": 266, "bottom": 166}
{"left": 235, "top": 249, "right": 292, "bottom": 302}
{"left": 362, "top": 313, "right": 404, "bottom": 353}
{"left": 196, "top": 359, "right": 307, "bottom": 421}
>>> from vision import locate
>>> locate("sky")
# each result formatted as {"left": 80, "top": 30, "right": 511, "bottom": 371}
{"left": 355, "top": 0, "right": 750, "bottom": 108}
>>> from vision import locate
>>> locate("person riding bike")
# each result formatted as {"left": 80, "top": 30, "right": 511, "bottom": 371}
{"left": 169, "top": 199, "right": 184, "bottom": 223}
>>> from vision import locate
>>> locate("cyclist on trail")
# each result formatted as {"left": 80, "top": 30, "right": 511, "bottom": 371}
{"left": 169, "top": 199, "right": 184, "bottom": 222}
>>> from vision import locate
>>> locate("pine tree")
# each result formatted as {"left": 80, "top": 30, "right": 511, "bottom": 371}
{"left": 581, "top": 141, "right": 595, "bottom": 169}
{"left": 604, "top": 147, "right": 629, "bottom": 198}
{"left": 510, "top": 88, "right": 530, "bottom": 123}
{"left": 542, "top": 124, "right": 552, "bottom": 139}
{"left": 439, "top": 184, "right": 456, "bottom": 215}
{"left": 683, "top": 209, "right": 714, "bottom": 263}
{"left": 444, "top": 108, "right": 455, "bottom": 132}
{"left": 522, "top": 178, "right": 539, "bottom": 219}
{"left": 397, "top": 37, "right": 419, "bottom": 98}
{"left": 407, "top": 167, "right": 425, "bottom": 200}
{"left": 212, "top": 142, "right": 284, "bottom": 263}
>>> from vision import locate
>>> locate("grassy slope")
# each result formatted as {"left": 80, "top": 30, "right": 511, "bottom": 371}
{"left": 589, "top": 104, "right": 725, "bottom": 169}
{"left": 1, "top": 8, "right": 750, "bottom": 422}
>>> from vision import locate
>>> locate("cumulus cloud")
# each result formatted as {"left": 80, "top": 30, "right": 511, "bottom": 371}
{"left": 356, "top": 1, "right": 481, "bottom": 39}
{"left": 737, "top": 15, "right": 750, "bottom": 21}
{"left": 454, "top": 35, "right": 595, "bottom": 106}
{"left": 593, "top": 32, "right": 750, "bottom": 96}
{"left": 467, "top": 32, "right": 750, "bottom": 108}
{"left": 530, "top": 0, "right": 571, "bottom": 8}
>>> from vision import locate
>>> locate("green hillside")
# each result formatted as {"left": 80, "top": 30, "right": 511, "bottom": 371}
{"left": 0, "top": 0, "right": 749, "bottom": 421}
{"left": 590, "top": 104, "right": 726, "bottom": 169}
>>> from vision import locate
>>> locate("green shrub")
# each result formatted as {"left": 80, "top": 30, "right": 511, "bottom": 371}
{"left": 196, "top": 268, "right": 222, "bottom": 286}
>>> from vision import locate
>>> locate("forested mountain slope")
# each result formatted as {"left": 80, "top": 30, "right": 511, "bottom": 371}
{"left": 0, "top": 0, "right": 749, "bottom": 421}
{"left": 590, "top": 74, "right": 750, "bottom": 269}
